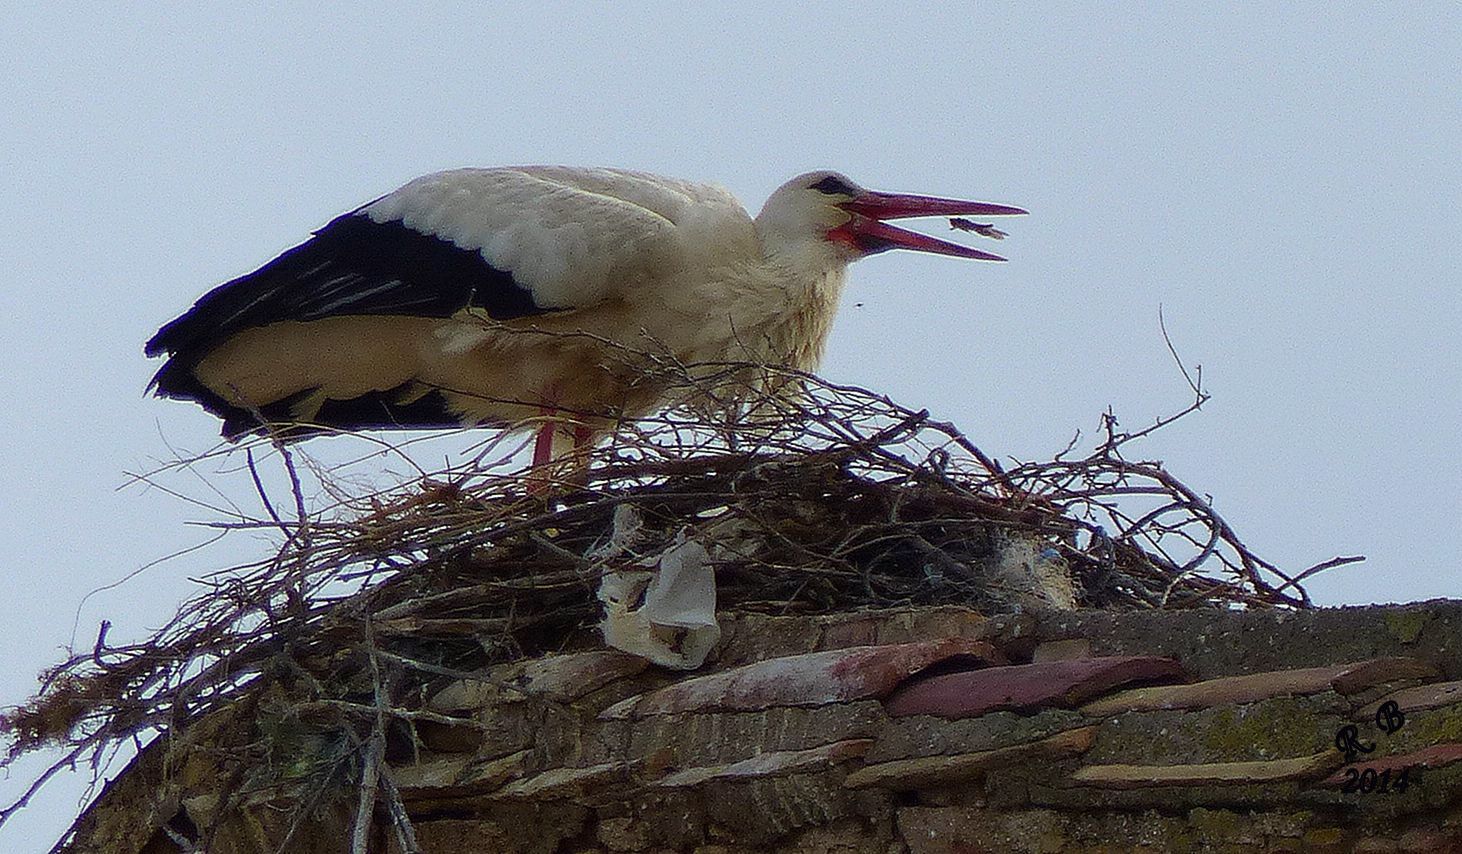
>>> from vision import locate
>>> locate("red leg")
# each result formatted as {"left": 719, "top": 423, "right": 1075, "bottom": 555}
{"left": 532, "top": 422, "right": 556, "bottom": 468}
{"left": 528, "top": 397, "right": 590, "bottom": 493}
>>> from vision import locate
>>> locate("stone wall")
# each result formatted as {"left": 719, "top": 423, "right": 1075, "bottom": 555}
{"left": 63, "top": 601, "right": 1462, "bottom": 852}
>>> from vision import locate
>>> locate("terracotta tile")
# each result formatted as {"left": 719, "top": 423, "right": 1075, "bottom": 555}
{"left": 392, "top": 749, "right": 531, "bottom": 800}
{"left": 844, "top": 725, "right": 1097, "bottom": 789}
{"left": 884, "top": 656, "right": 1184, "bottom": 718}
{"left": 1355, "top": 680, "right": 1462, "bottom": 720}
{"left": 494, "top": 760, "right": 635, "bottom": 800}
{"left": 1069, "top": 750, "right": 1341, "bottom": 788}
{"left": 654, "top": 739, "right": 873, "bottom": 787}
{"left": 1329, "top": 658, "right": 1441, "bottom": 695}
{"left": 601, "top": 638, "right": 1002, "bottom": 719}
{"left": 426, "top": 677, "right": 502, "bottom": 714}
{"left": 392, "top": 756, "right": 471, "bottom": 799}
{"left": 426, "top": 651, "right": 649, "bottom": 714}
{"left": 1320, "top": 743, "right": 1462, "bottom": 786}
{"left": 863, "top": 707, "right": 1088, "bottom": 764}
{"left": 518, "top": 650, "right": 650, "bottom": 700}
{"left": 1081, "top": 657, "right": 1441, "bottom": 716}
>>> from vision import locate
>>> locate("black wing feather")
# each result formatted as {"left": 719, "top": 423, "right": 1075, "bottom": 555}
{"left": 146, "top": 212, "right": 550, "bottom": 362}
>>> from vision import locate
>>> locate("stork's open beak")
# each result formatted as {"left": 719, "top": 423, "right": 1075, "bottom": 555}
{"left": 838, "top": 191, "right": 1028, "bottom": 262}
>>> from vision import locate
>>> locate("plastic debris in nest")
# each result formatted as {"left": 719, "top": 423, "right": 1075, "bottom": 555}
{"left": 986, "top": 537, "right": 1080, "bottom": 612}
{"left": 596, "top": 506, "right": 721, "bottom": 669}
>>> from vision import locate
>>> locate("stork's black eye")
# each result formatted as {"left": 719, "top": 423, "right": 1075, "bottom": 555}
{"left": 809, "top": 175, "right": 858, "bottom": 196}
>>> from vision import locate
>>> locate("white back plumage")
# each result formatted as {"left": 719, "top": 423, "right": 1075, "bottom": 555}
{"left": 361, "top": 167, "right": 754, "bottom": 311}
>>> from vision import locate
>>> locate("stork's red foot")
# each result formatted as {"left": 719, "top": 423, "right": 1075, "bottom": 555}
{"left": 526, "top": 419, "right": 595, "bottom": 495}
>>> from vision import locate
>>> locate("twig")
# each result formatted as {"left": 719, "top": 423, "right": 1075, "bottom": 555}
{"left": 1095, "top": 307, "right": 1211, "bottom": 454}
{"left": 1273, "top": 554, "right": 1366, "bottom": 595}
{"left": 1158, "top": 305, "right": 1205, "bottom": 397}
{"left": 90, "top": 620, "right": 111, "bottom": 666}
{"left": 246, "top": 446, "right": 288, "bottom": 538}
{"left": 378, "top": 767, "right": 422, "bottom": 854}
{"left": 350, "top": 618, "right": 387, "bottom": 854}
{"left": 0, "top": 745, "right": 89, "bottom": 827}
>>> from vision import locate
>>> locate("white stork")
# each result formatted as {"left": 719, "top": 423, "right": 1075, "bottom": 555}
{"left": 147, "top": 167, "right": 1025, "bottom": 465}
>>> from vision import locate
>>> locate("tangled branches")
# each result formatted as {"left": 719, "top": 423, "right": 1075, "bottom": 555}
{"left": 2, "top": 361, "right": 1359, "bottom": 846}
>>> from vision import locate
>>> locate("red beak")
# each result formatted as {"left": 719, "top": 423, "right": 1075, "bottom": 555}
{"left": 836, "top": 190, "right": 1028, "bottom": 262}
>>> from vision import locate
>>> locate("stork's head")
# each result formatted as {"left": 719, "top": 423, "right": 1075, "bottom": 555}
{"left": 755, "top": 170, "right": 1027, "bottom": 269}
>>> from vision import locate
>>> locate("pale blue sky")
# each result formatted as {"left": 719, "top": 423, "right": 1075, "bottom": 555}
{"left": 3, "top": 4, "right": 1459, "bottom": 847}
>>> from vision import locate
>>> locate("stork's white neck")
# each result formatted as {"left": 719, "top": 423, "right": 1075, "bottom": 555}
{"left": 782, "top": 264, "right": 849, "bottom": 371}
{"left": 750, "top": 252, "right": 850, "bottom": 372}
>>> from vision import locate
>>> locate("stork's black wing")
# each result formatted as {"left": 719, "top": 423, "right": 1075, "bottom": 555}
{"left": 146, "top": 211, "right": 551, "bottom": 364}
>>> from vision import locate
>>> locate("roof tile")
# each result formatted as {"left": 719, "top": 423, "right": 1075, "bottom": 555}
{"left": 1081, "top": 658, "right": 1441, "bottom": 716}
{"left": 864, "top": 708, "right": 1088, "bottom": 764}
{"left": 494, "top": 760, "right": 636, "bottom": 800}
{"left": 426, "top": 650, "right": 649, "bottom": 714}
{"left": 1070, "top": 750, "right": 1341, "bottom": 789}
{"left": 654, "top": 739, "right": 873, "bottom": 787}
{"left": 885, "top": 656, "right": 1185, "bottom": 718}
{"left": 1354, "top": 679, "right": 1462, "bottom": 720}
{"left": 1320, "top": 743, "right": 1462, "bottom": 785}
{"left": 393, "top": 749, "right": 531, "bottom": 801}
{"left": 1330, "top": 657, "right": 1441, "bottom": 695}
{"left": 601, "top": 638, "right": 1002, "bottom": 719}
{"left": 518, "top": 650, "right": 651, "bottom": 700}
{"left": 845, "top": 725, "right": 1097, "bottom": 790}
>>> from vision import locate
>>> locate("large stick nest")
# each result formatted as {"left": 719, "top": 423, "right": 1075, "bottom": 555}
{"left": 2, "top": 361, "right": 1357, "bottom": 845}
